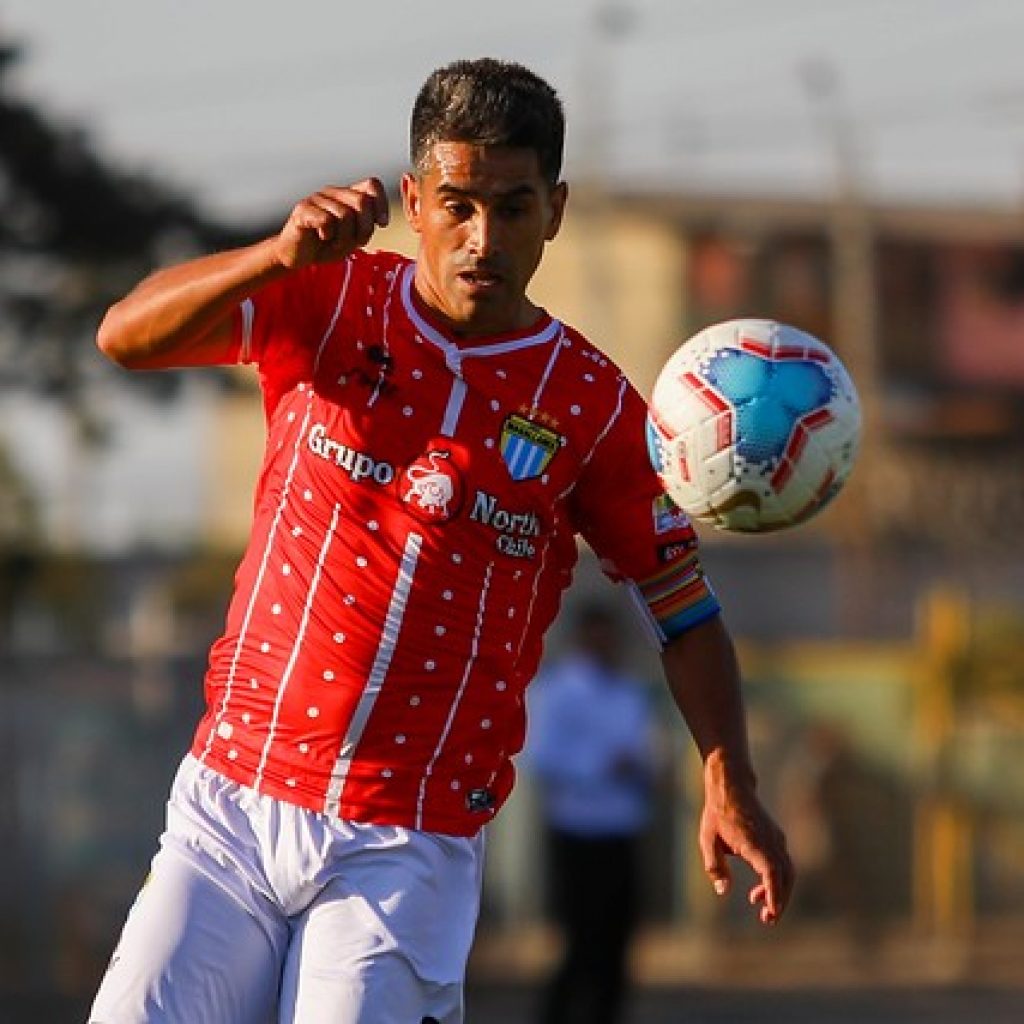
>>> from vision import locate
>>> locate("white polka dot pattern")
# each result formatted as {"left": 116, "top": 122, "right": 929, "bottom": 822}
{"left": 193, "top": 250, "right": 715, "bottom": 837}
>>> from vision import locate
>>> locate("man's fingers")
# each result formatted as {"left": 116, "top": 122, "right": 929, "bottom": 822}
{"left": 314, "top": 181, "right": 389, "bottom": 237}
{"left": 349, "top": 177, "right": 390, "bottom": 228}
{"left": 748, "top": 882, "right": 777, "bottom": 924}
{"left": 293, "top": 200, "right": 340, "bottom": 242}
{"left": 745, "top": 842, "right": 794, "bottom": 924}
{"left": 307, "top": 189, "right": 377, "bottom": 248}
{"left": 281, "top": 182, "right": 390, "bottom": 267}
{"left": 701, "top": 831, "right": 732, "bottom": 896}
{"left": 701, "top": 806, "right": 794, "bottom": 924}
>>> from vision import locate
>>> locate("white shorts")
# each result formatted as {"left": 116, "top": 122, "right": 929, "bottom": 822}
{"left": 88, "top": 755, "right": 485, "bottom": 1024}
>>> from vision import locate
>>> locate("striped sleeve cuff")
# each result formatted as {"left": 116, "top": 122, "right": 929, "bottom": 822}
{"left": 630, "top": 552, "right": 721, "bottom": 645}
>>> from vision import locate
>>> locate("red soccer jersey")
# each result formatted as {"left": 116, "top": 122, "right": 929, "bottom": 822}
{"left": 191, "top": 250, "right": 719, "bottom": 835}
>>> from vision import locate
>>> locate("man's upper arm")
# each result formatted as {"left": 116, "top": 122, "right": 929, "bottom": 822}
{"left": 112, "top": 312, "right": 242, "bottom": 370}
{"left": 572, "top": 383, "right": 721, "bottom": 646}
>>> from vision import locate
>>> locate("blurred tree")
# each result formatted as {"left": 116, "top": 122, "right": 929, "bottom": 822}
{"left": 0, "top": 37, "right": 261, "bottom": 405}
{"left": 0, "top": 33, "right": 268, "bottom": 617}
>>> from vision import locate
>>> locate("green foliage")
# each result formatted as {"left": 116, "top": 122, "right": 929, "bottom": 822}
{"left": 0, "top": 33, "right": 272, "bottom": 554}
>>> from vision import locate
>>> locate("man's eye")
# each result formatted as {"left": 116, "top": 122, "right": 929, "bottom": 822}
{"left": 444, "top": 202, "right": 472, "bottom": 218}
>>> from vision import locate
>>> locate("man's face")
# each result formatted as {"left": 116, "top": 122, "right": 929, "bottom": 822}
{"left": 401, "top": 141, "right": 567, "bottom": 337}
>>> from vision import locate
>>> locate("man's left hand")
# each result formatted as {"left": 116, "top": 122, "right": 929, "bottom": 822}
{"left": 699, "top": 749, "right": 794, "bottom": 925}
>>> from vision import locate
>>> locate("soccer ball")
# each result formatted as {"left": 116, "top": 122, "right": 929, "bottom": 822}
{"left": 646, "top": 319, "right": 861, "bottom": 533}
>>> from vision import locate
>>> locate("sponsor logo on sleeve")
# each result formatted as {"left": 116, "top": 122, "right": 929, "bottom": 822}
{"left": 652, "top": 493, "right": 691, "bottom": 534}
{"left": 659, "top": 539, "right": 697, "bottom": 563}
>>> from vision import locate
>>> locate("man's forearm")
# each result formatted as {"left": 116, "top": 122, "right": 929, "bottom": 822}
{"left": 662, "top": 614, "right": 794, "bottom": 920}
{"left": 660, "top": 615, "right": 756, "bottom": 787}
{"left": 97, "top": 237, "right": 287, "bottom": 370}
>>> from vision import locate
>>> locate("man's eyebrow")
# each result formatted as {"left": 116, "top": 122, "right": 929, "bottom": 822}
{"left": 436, "top": 183, "right": 538, "bottom": 201}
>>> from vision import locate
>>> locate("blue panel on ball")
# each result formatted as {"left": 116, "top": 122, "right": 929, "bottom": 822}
{"left": 705, "top": 348, "right": 768, "bottom": 403}
{"left": 740, "top": 397, "right": 797, "bottom": 462}
{"left": 704, "top": 351, "right": 833, "bottom": 465}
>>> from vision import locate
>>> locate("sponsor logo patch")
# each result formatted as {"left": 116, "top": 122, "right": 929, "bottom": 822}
{"left": 467, "top": 787, "right": 496, "bottom": 813}
{"left": 470, "top": 490, "right": 540, "bottom": 559}
{"left": 659, "top": 539, "right": 697, "bottom": 563}
{"left": 400, "top": 449, "right": 464, "bottom": 524}
{"left": 652, "top": 493, "right": 691, "bottom": 534}
{"left": 308, "top": 423, "right": 396, "bottom": 485}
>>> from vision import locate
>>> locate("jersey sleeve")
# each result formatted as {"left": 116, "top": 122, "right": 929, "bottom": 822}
{"left": 570, "top": 379, "right": 721, "bottom": 646}
{"left": 232, "top": 259, "right": 355, "bottom": 419}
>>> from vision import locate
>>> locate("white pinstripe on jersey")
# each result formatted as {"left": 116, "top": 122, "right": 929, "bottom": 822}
{"left": 324, "top": 531, "right": 424, "bottom": 817}
{"left": 253, "top": 499, "right": 343, "bottom": 791}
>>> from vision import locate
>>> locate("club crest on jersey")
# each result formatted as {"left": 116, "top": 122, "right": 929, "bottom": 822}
{"left": 400, "top": 448, "right": 464, "bottom": 524}
{"left": 500, "top": 413, "right": 561, "bottom": 481}
{"left": 652, "top": 493, "right": 691, "bottom": 534}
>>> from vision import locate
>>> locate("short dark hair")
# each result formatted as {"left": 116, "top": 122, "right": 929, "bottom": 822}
{"left": 410, "top": 58, "right": 565, "bottom": 186}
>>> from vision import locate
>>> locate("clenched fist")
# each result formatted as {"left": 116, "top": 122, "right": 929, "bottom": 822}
{"left": 274, "top": 179, "right": 390, "bottom": 270}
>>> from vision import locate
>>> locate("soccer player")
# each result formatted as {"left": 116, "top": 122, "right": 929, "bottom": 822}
{"left": 89, "top": 58, "right": 793, "bottom": 1024}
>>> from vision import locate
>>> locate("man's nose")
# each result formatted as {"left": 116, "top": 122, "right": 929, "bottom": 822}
{"left": 467, "top": 210, "right": 498, "bottom": 257}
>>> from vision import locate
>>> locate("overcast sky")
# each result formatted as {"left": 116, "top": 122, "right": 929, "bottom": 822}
{"left": 6, "top": 0, "right": 1024, "bottom": 222}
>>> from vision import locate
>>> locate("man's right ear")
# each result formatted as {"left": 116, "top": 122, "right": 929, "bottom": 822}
{"left": 401, "top": 173, "right": 422, "bottom": 233}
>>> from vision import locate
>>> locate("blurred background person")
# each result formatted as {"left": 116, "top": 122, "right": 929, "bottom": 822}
{"left": 776, "top": 721, "right": 894, "bottom": 965}
{"left": 527, "top": 601, "right": 661, "bottom": 1024}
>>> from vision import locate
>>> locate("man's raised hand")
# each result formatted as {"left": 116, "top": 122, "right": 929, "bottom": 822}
{"left": 275, "top": 179, "right": 390, "bottom": 270}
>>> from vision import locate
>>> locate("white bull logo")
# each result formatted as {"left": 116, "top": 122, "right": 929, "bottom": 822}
{"left": 403, "top": 451, "right": 456, "bottom": 519}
